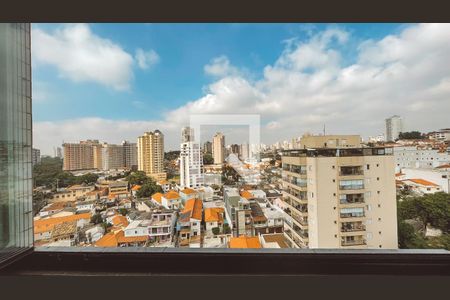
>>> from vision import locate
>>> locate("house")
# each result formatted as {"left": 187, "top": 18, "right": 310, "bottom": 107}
{"left": 49, "top": 184, "right": 95, "bottom": 202}
{"left": 249, "top": 202, "right": 268, "bottom": 235}
{"left": 157, "top": 180, "right": 171, "bottom": 193}
{"left": 34, "top": 213, "right": 91, "bottom": 242}
{"left": 84, "top": 225, "right": 105, "bottom": 244}
{"left": 147, "top": 210, "right": 176, "bottom": 245}
{"left": 136, "top": 200, "right": 156, "bottom": 212}
{"left": 229, "top": 235, "right": 261, "bottom": 248}
{"left": 108, "top": 181, "right": 129, "bottom": 194}
{"left": 39, "top": 201, "right": 74, "bottom": 218}
{"left": 197, "top": 186, "right": 214, "bottom": 202}
{"left": 75, "top": 200, "right": 96, "bottom": 214}
{"left": 124, "top": 220, "right": 150, "bottom": 238}
{"left": 401, "top": 178, "right": 442, "bottom": 194}
{"left": 204, "top": 207, "right": 225, "bottom": 236}
{"left": 110, "top": 215, "right": 129, "bottom": 229}
{"left": 131, "top": 184, "right": 142, "bottom": 197}
{"left": 151, "top": 192, "right": 164, "bottom": 206}
{"left": 118, "top": 198, "right": 132, "bottom": 209}
{"left": 178, "top": 198, "right": 203, "bottom": 246}
{"left": 260, "top": 233, "right": 290, "bottom": 249}
{"left": 161, "top": 190, "right": 182, "bottom": 210}
{"left": 85, "top": 188, "right": 108, "bottom": 201}
{"left": 95, "top": 230, "right": 148, "bottom": 247}
{"left": 179, "top": 188, "right": 198, "bottom": 205}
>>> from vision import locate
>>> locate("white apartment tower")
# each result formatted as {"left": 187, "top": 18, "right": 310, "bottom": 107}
{"left": 180, "top": 128, "right": 204, "bottom": 188}
{"left": 385, "top": 115, "right": 403, "bottom": 141}
{"left": 137, "top": 130, "right": 166, "bottom": 181}
{"left": 212, "top": 132, "right": 225, "bottom": 164}
{"left": 101, "top": 143, "right": 124, "bottom": 170}
{"left": 280, "top": 135, "right": 398, "bottom": 249}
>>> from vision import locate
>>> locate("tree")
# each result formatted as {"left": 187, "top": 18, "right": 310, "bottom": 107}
{"left": 223, "top": 224, "right": 231, "bottom": 234}
{"left": 398, "top": 131, "right": 425, "bottom": 140}
{"left": 76, "top": 173, "right": 99, "bottom": 185}
{"left": 118, "top": 208, "right": 128, "bottom": 216}
{"left": 164, "top": 150, "right": 181, "bottom": 161}
{"left": 212, "top": 227, "right": 220, "bottom": 235}
{"left": 398, "top": 220, "right": 428, "bottom": 249}
{"left": 127, "top": 171, "right": 151, "bottom": 186}
{"left": 203, "top": 153, "right": 214, "bottom": 165}
{"left": 136, "top": 182, "right": 163, "bottom": 198}
{"left": 91, "top": 213, "right": 103, "bottom": 225}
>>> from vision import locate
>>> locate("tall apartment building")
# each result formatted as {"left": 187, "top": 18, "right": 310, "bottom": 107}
{"left": 385, "top": 115, "right": 403, "bottom": 141}
{"left": 101, "top": 144, "right": 124, "bottom": 170}
{"left": 137, "top": 130, "right": 166, "bottom": 181}
{"left": 203, "top": 141, "right": 212, "bottom": 154}
{"left": 212, "top": 132, "right": 225, "bottom": 164}
{"left": 224, "top": 187, "right": 252, "bottom": 237}
{"left": 280, "top": 135, "right": 398, "bottom": 249}
{"left": 180, "top": 128, "right": 204, "bottom": 188}
{"left": 54, "top": 146, "right": 63, "bottom": 159}
{"left": 181, "top": 126, "right": 194, "bottom": 143}
{"left": 122, "top": 141, "right": 138, "bottom": 170}
{"left": 394, "top": 146, "right": 450, "bottom": 172}
{"left": 63, "top": 140, "right": 100, "bottom": 171}
{"left": 32, "top": 148, "right": 41, "bottom": 166}
{"left": 92, "top": 143, "right": 103, "bottom": 169}
{"left": 240, "top": 143, "right": 249, "bottom": 160}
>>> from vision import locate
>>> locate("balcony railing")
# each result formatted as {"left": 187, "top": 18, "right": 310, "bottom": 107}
{"left": 341, "top": 225, "right": 366, "bottom": 232}
{"left": 341, "top": 239, "right": 366, "bottom": 246}
{"left": 340, "top": 198, "right": 365, "bottom": 204}
{"left": 339, "top": 185, "right": 364, "bottom": 190}
{"left": 340, "top": 213, "right": 365, "bottom": 218}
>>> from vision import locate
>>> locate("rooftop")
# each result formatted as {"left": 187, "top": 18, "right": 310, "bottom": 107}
{"left": 229, "top": 236, "right": 262, "bottom": 249}
{"left": 261, "top": 233, "right": 289, "bottom": 248}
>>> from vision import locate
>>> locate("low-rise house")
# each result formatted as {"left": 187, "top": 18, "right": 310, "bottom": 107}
{"left": 50, "top": 221, "right": 78, "bottom": 246}
{"left": 157, "top": 180, "right": 171, "bottom": 192}
{"left": 204, "top": 207, "right": 225, "bottom": 236}
{"left": 401, "top": 178, "right": 442, "bottom": 194}
{"left": 260, "top": 233, "right": 290, "bottom": 249}
{"left": 229, "top": 235, "right": 261, "bottom": 248}
{"left": 108, "top": 180, "right": 129, "bottom": 194}
{"left": 147, "top": 210, "right": 176, "bottom": 245}
{"left": 95, "top": 230, "right": 148, "bottom": 247}
{"left": 262, "top": 206, "right": 284, "bottom": 234}
{"left": 39, "top": 201, "right": 74, "bottom": 218}
{"left": 49, "top": 184, "right": 95, "bottom": 202}
{"left": 136, "top": 200, "right": 156, "bottom": 212}
{"left": 118, "top": 198, "right": 132, "bottom": 209}
{"left": 34, "top": 213, "right": 91, "bottom": 242}
{"left": 151, "top": 192, "right": 164, "bottom": 206}
{"left": 197, "top": 186, "right": 214, "bottom": 202}
{"left": 110, "top": 215, "right": 129, "bottom": 229}
{"left": 85, "top": 188, "right": 108, "bottom": 201}
{"left": 177, "top": 198, "right": 203, "bottom": 246}
{"left": 84, "top": 225, "right": 105, "bottom": 244}
{"left": 179, "top": 188, "right": 198, "bottom": 205}
{"left": 131, "top": 184, "right": 142, "bottom": 197}
{"left": 161, "top": 190, "right": 182, "bottom": 210}
{"left": 76, "top": 200, "right": 96, "bottom": 214}
{"left": 250, "top": 202, "right": 268, "bottom": 235}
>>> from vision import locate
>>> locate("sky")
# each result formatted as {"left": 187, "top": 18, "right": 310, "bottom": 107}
{"left": 32, "top": 23, "right": 450, "bottom": 155}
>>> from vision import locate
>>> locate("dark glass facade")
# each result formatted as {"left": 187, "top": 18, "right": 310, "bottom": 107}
{"left": 0, "top": 23, "right": 33, "bottom": 263}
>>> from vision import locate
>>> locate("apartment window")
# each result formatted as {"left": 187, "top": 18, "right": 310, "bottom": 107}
{"left": 377, "top": 191, "right": 380, "bottom": 194}
{"left": 366, "top": 164, "right": 370, "bottom": 170}
{"left": 332, "top": 165, "right": 335, "bottom": 169}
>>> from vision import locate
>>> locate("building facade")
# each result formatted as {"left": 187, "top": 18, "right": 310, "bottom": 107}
{"left": 394, "top": 146, "right": 450, "bottom": 172}
{"left": 122, "top": 140, "right": 138, "bottom": 170}
{"left": 63, "top": 140, "right": 100, "bottom": 171}
{"left": 137, "top": 130, "right": 166, "bottom": 181}
{"left": 212, "top": 132, "right": 225, "bottom": 164}
{"left": 385, "top": 115, "right": 403, "bottom": 141}
{"left": 180, "top": 141, "right": 204, "bottom": 189}
{"left": 101, "top": 143, "right": 124, "bottom": 170}
{"left": 0, "top": 23, "right": 34, "bottom": 259}
{"left": 280, "top": 142, "right": 398, "bottom": 249}
{"left": 32, "top": 148, "right": 41, "bottom": 166}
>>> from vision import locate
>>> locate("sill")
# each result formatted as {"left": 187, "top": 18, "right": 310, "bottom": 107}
{"left": 1, "top": 247, "right": 449, "bottom": 276}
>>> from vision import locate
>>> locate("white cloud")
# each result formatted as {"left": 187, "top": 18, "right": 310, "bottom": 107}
{"left": 204, "top": 55, "right": 239, "bottom": 77}
{"left": 32, "top": 24, "right": 158, "bottom": 91}
{"left": 34, "top": 24, "right": 450, "bottom": 155}
{"left": 135, "top": 48, "right": 160, "bottom": 70}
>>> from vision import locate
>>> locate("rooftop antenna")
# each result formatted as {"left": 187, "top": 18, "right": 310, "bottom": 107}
{"left": 323, "top": 124, "right": 326, "bottom": 136}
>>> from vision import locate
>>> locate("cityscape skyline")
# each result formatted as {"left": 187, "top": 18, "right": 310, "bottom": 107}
{"left": 32, "top": 23, "right": 450, "bottom": 155}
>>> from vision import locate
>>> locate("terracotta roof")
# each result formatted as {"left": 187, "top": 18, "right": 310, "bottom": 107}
{"left": 164, "top": 190, "right": 180, "bottom": 200}
{"left": 42, "top": 201, "right": 73, "bottom": 212}
{"left": 95, "top": 232, "right": 119, "bottom": 247}
{"left": 240, "top": 190, "right": 254, "bottom": 200}
{"left": 111, "top": 215, "right": 129, "bottom": 227}
{"left": 152, "top": 192, "right": 163, "bottom": 204}
{"left": 131, "top": 185, "right": 142, "bottom": 191}
{"left": 181, "top": 188, "right": 197, "bottom": 195}
{"left": 395, "top": 172, "right": 405, "bottom": 177}
{"left": 182, "top": 198, "right": 203, "bottom": 221}
{"left": 406, "top": 178, "right": 439, "bottom": 187}
{"left": 158, "top": 180, "right": 169, "bottom": 185}
{"left": 34, "top": 213, "right": 91, "bottom": 234}
{"left": 51, "top": 221, "right": 77, "bottom": 239}
{"left": 229, "top": 236, "right": 262, "bottom": 249}
{"left": 117, "top": 231, "right": 148, "bottom": 244}
{"left": 204, "top": 207, "right": 224, "bottom": 223}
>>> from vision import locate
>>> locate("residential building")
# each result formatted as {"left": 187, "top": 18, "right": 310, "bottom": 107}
{"left": 224, "top": 187, "right": 252, "bottom": 237}
{"left": 203, "top": 141, "right": 212, "bottom": 154}
{"left": 179, "top": 188, "right": 198, "bottom": 205}
{"left": 180, "top": 129, "right": 204, "bottom": 189}
{"left": 401, "top": 167, "right": 450, "bottom": 193}
{"left": 101, "top": 143, "right": 124, "bottom": 170}
{"left": 299, "top": 134, "right": 361, "bottom": 149}
{"left": 212, "top": 132, "right": 225, "bottom": 164}
{"left": 122, "top": 140, "right": 138, "bottom": 170}
{"left": 34, "top": 213, "right": 91, "bottom": 242}
{"left": 280, "top": 144, "right": 398, "bottom": 249}
{"left": 63, "top": 140, "right": 100, "bottom": 171}
{"left": 161, "top": 190, "right": 182, "bottom": 210}
{"left": 49, "top": 184, "right": 95, "bottom": 202}
{"left": 385, "top": 115, "right": 403, "bottom": 141}
{"left": 137, "top": 130, "right": 167, "bottom": 181}
{"left": 401, "top": 178, "right": 442, "bottom": 194}
{"left": 204, "top": 207, "right": 225, "bottom": 236}
{"left": 429, "top": 128, "right": 450, "bottom": 141}
{"left": 178, "top": 198, "right": 203, "bottom": 247}
{"left": 55, "top": 146, "right": 63, "bottom": 159}
{"left": 32, "top": 148, "right": 41, "bottom": 166}
{"left": 394, "top": 146, "right": 450, "bottom": 172}
{"left": 260, "top": 233, "right": 290, "bottom": 249}
{"left": 240, "top": 143, "right": 249, "bottom": 160}
{"left": 157, "top": 180, "right": 170, "bottom": 192}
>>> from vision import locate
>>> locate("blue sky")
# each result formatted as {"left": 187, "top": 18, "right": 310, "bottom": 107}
{"left": 32, "top": 23, "right": 450, "bottom": 155}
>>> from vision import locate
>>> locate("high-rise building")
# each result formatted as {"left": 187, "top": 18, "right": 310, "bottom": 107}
{"left": 54, "top": 146, "right": 63, "bottom": 159}
{"left": 101, "top": 143, "right": 124, "bottom": 170}
{"left": 92, "top": 143, "right": 103, "bottom": 170}
{"left": 385, "top": 115, "right": 403, "bottom": 141}
{"left": 181, "top": 126, "right": 194, "bottom": 143}
{"left": 280, "top": 135, "right": 398, "bottom": 249}
{"left": 212, "top": 132, "right": 225, "bottom": 164}
{"left": 230, "top": 144, "right": 240, "bottom": 155}
{"left": 180, "top": 128, "right": 203, "bottom": 188}
{"left": 137, "top": 130, "right": 166, "bottom": 181}
{"left": 203, "top": 141, "right": 212, "bottom": 154}
{"left": 63, "top": 140, "right": 100, "bottom": 171}
{"left": 122, "top": 140, "right": 138, "bottom": 170}
{"left": 0, "top": 23, "right": 33, "bottom": 258}
{"left": 32, "top": 148, "right": 41, "bottom": 166}
{"left": 240, "top": 143, "right": 249, "bottom": 160}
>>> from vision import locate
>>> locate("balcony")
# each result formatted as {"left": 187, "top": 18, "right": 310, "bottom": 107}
{"left": 339, "top": 166, "right": 364, "bottom": 176}
{"left": 341, "top": 239, "right": 367, "bottom": 246}
{"left": 339, "top": 193, "right": 365, "bottom": 204}
{"left": 341, "top": 223, "right": 366, "bottom": 232}
{"left": 340, "top": 212, "right": 365, "bottom": 219}
{"left": 339, "top": 184, "right": 364, "bottom": 190}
